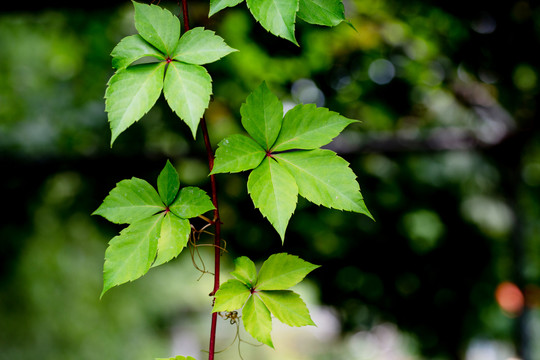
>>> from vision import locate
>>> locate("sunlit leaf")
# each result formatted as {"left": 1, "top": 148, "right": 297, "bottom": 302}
{"left": 172, "top": 27, "right": 237, "bottom": 65}
{"left": 297, "top": 0, "right": 345, "bottom": 27}
{"left": 275, "top": 149, "right": 372, "bottom": 217}
{"left": 101, "top": 214, "right": 164, "bottom": 297}
{"left": 210, "top": 134, "right": 266, "bottom": 175}
{"left": 169, "top": 186, "right": 215, "bottom": 219}
{"left": 242, "top": 294, "right": 274, "bottom": 348}
{"left": 246, "top": 0, "right": 299, "bottom": 45}
{"left": 247, "top": 157, "right": 298, "bottom": 241}
{"left": 163, "top": 61, "right": 212, "bottom": 138}
{"left": 133, "top": 0, "right": 180, "bottom": 55}
{"left": 152, "top": 213, "right": 190, "bottom": 267}
{"left": 230, "top": 256, "right": 258, "bottom": 286}
{"left": 92, "top": 177, "right": 164, "bottom": 224}
{"left": 209, "top": 0, "right": 244, "bottom": 16}
{"left": 240, "top": 81, "right": 283, "bottom": 149}
{"left": 157, "top": 160, "right": 180, "bottom": 206}
{"left": 105, "top": 62, "right": 165, "bottom": 145}
{"left": 258, "top": 290, "right": 315, "bottom": 327}
{"left": 213, "top": 279, "right": 251, "bottom": 312}
{"left": 255, "top": 253, "right": 319, "bottom": 290}
{"left": 111, "top": 34, "right": 165, "bottom": 70}
{"left": 272, "top": 104, "right": 356, "bottom": 152}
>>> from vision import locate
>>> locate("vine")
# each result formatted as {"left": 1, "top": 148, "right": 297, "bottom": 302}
{"left": 93, "top": 1, "right": 372, "bottom": 359}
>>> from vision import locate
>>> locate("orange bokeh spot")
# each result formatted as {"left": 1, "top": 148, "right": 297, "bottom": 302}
{"left": 495, "top": 281, "right": 524, "bottom": 315}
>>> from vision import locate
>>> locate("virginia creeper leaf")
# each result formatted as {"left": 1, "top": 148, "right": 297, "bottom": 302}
{"left": 210, "top": 134, "right": 266, "bottom": 175}
{"left": 242, "top": 294, "right": 274, "bottom": 348}
{"left": 209, "top": 0, "right": 245, "bottom": 16}
{"left": 272, "top": 104, "right": 356, "bottom": 152}
{"left": 92, "top": 177, "right": 164, "bottom": 224}
{"left": 152, "top": 213, "right": 190, "bottom": 267}
{"left": 274, "top": 149, "right": 373, "bottom": 217}
{"left": 258, "top": 290, "right": 315, "bottom": 327}
{"left": 246, "top": 0, "right": 299, "bottom": 45}
{"left": 240, "top": 81, "right": 283, "bottom": 149}
{"left": 172, "top": 27, "right": 238, "bottom": 65}
{"left": 255, "top": 253, "right": 319, "bottom": 290}
{"left": 163, "top": 61, "right": 212, "bottom": 138}
{"left": 230, "top": 256, "right": 258, "bottom": 286}
{"left": 111, "top": 34, "right": 165, "bottom": 70}
{"left": 169, "top": 186, "right": 215, "bottom": 219}
{"left": 213, "top": 279, "right": 251, "bottom": 312}
{"left": 297, "top": 0, "right": 345, "bottom": 27}
{"left": 105, "top": 62, "right": 165, "bottom": 145}
{"left": 247, "top": 157, "right": 298, "bottom": 242}
{"left": 133, "top": 1, "right": 180, "bottom": 56}
{"left": 101, "top": 213, "right": 164, "bottom": 297}
{"left": 157, "top": 160, "right": 180, "bottom": 206}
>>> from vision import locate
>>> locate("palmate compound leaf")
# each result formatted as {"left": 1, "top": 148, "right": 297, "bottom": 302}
{"left": 133, "top": 0, "right": 180, "bottom": 56}
{"left": 246, "top": 0, "right": 300, "bottom": 45}
{"left": 105, "top": 62, "right": 165, "bottom": 145}
{"left": 171, "top": 27, "right": 238, "bottom": 65}
{"left": 274, "top": 149, "right": 373, "bottom": 218}
{"left": 163, "top": 61, "right": 212, "bottom": 139}
{"left": 209, "top": 0, "right": 245, "bottom": 17}
{"left": 297, "top": 0, "right": 345, "bottom": 27}
{"left": 111, "top": 34, "right": 165, "bottom": 70}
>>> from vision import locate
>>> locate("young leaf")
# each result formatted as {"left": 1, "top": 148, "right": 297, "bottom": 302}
{"left": 242, "top": 294, "right": 274, "bottom": 348}
{"left": 246, "top": 0, "right": 299, "bottom": 45}
{"left": 163, "top": 61, "right": 212, "bottom": 138}
{"left": 152, "top": 213, "right": 191, "bottom": 267}
{"left": 133, "top": 1, "right": 181, "bottom": 56}
{"left": 210, "top": 134, "right": 266, "bottom": 175}
{"left": 272, "top": 104, "right": 356, "bottom": 152}
{"left": 101, "top": 214, "right": 164, "bottom": 297}
{"left": 213, "top": 279, "right": 251, "bottom": 312}
{"left": 240, "top": 81, "right": 283, "bottom": 150}
{"left": 92, "top": 177, "right": 164, "bottom": 224}
{"left": 297, "top": 0, "right": 345, "bottom": 27}
{"left": 169, "top": 186, "right": 215, "bottom": 219}
{"left": 274, "top": 149, "right": 373, "bottom": 217}
{"left": 105, "top": 62, "right": 165, "bottom": 145}
{"left": 230, "top": 256, "right": 258, "bottom": 286}
{"left": 255, "top": 253, "right": 319, "bottom": 290}
{"left": 172, "top": 27, "right": 238, "bottom": 65}
{"left": 247, "top": 157, "right": 298, "bottom": 242}
{"left": 111, "top": 34, "right": 165, "bottom": 70}
{"left": 258, "top": 290, "right": 315, "bottom": 327}
{"left": 157, "top": 160, "right": 180, "bottom": 206}
{"left": 209, "top": 0, "right": 244, "bottom": 17}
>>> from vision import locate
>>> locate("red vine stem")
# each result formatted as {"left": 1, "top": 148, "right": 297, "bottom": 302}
{"left": 179, "top": 1, "right": 221, "bottom": 359}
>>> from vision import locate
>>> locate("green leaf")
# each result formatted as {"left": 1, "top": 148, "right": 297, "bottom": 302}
{"left": 133, "top": 1, "right": 180, "bottom": 55}
{"left": 172, "top": 27, "right": 237, "bottom": 65}
{"left": 101, "top": 214, "right": 164, "bottom": 297}
{"left": 240, "top": 81, "right": 283, "bottom": 149}
{"left": 274, "top": 149, "right": 373, "bottom": 217}
{"left": 272, "top": 104, "right": 356, "bottom": 152}
{"left": 209, "top": 0, "right": 244, "bottom": 16}
{"left": 258, "top": 290, "right": 315, "bottom": 327}
{"left": 230, "top": 256, "right": 258, "bottom": 286}
{"left": 156, "top": 356, "right": 197, "bottom": 360}
{"left": 213, "top": 279, "right": 251, "bottom": 312}
{"left": 153, "top": 213, "right": 190, "bottom": 267}
{"left": 157, "top": 160, "right": 180, "bottom": 206}
{"left": 163, "top": 61, "right": 212, "bottom": 138}
{"left": 297, "top": 0, "right": 345, "bottom": 27}
{"left": 105, "top": 62, "right": 165, "bottom": 145}
{"left": 210, "top": 134, "right": 266, "bottom": 175}
{"left": 169, "top": 186, "right": 215, "bottom": 219}
{"left": 246, "top": 0, "right": 299, "bottom": 45}
{"left": 111, "top": 34, "right": 165, "bottom": 70}
{"left": 247, "top": 157, "right": 298, "bottom": 242}
{"left": 255, "top": 253, "right": 319, "bottom": 290}
{"left": 242, "top": 294, "right": 274, "bottom": 348}
{"left": 93, "top": 177, "right": 164, "bottom": 224}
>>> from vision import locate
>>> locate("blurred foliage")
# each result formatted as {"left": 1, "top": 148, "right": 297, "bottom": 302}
{"left": 2, "top": 0, "right": 540, "bottom": 359}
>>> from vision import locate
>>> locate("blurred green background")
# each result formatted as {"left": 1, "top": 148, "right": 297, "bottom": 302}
{"left": 1, "top": 0, "right": 540, "bottom": 359}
